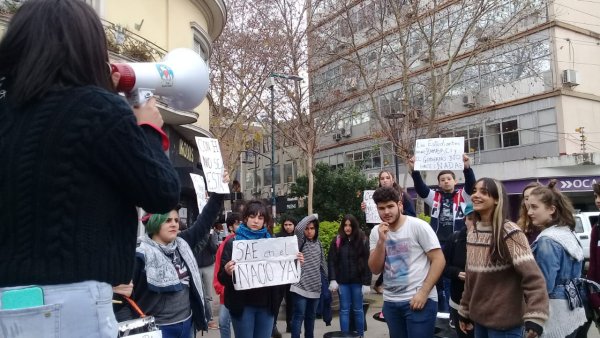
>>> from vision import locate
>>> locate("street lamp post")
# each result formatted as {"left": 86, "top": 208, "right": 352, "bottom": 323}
{"left": 384, "top": 111, "right": 406, "bottom": 180}
{"left": 266, "top": 73, "right": 303, "bottom": 218}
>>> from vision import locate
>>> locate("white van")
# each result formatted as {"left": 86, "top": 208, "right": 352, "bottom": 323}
{"left": 574, "top": 211, "right": 600, "bottom": 261}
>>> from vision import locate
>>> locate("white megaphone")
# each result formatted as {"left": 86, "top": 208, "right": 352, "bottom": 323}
{"left": 111, "top": 48, "right": 209, "bottom": 111}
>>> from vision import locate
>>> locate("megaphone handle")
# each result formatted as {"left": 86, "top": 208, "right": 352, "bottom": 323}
{"left": 129, "top": 89, "right": 155, "bottom": 107}
{"left": 139, "top": 122, "right": 169, "bottom": 151}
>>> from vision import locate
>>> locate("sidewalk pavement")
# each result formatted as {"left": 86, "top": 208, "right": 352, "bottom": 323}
{"left": 197, "top": 292, "right": 452, "bottom": 338}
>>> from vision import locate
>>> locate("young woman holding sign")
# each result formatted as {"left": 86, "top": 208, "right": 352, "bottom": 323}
{"left": 129, "top": 173, "right": 229, "bottom": 338}
{"left": 218, "top": 200, "right": 304, "bottom": 338}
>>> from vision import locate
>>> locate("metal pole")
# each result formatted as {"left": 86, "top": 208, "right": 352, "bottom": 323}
{"left": 393, "top": 142, "right": 399, "bottom": 181}
{"left": 270, "top": 83, "right": 276, "bottom": 217}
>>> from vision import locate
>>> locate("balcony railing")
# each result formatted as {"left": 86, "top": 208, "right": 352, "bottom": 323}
{"left": 102, "top": 19, "right": 166, "bottom": 62}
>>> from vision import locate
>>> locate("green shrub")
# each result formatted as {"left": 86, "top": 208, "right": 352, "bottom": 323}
{"left": 318, "top": 220, "right": 341, "bottom": 258}
{"left": 416, "top": 213, "right": 431, "bottom": 224}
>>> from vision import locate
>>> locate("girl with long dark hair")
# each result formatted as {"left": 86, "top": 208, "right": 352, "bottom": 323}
{"left": 458, "top": 178, "right": 549, "bottom": 338}
{"left": 328, "top": 214, "right": 371, "bottom": 337}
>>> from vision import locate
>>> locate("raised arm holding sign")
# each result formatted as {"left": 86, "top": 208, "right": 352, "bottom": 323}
{"left": 195, "top": 137, "right": 230, "bottom": 194}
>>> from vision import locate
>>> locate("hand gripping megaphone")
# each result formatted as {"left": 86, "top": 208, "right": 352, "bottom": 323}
{"left": 110, "top": 48, "right": 209, "bottom": 111}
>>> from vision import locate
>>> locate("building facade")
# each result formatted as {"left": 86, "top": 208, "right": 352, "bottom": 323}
{"left": 307, "top": 0, "right": 600, "bottom": 213}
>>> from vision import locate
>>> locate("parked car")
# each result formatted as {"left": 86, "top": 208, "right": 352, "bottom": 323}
{"left": 574, "top": 212, "right": 600, "bottom": 262}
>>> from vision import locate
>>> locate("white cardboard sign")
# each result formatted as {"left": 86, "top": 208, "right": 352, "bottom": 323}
{"left": 363, "top": 190, "right": 382, "bottom": 224}
{"left": 190, "top": 173, "right": 208, "bottom": 213}
{"left": 232, "top": 236, "right": 301, "bottom": 291}
{"left": 195, "top": 137, "right": 230, "bottom": 194}
{"left": 414, "top": 137, "right": 464, "bottom": 171}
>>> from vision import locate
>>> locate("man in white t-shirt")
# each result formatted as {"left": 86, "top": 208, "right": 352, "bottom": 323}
{"left": 368, "top": 186, "right": 445, "bottom": 338}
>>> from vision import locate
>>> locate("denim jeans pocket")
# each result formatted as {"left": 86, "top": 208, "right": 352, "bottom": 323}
{"left": 0, "top": 303, "right": 62, "bottom": 338}
{"left": 94, "top": 285, "right": 118, "bottom": 338}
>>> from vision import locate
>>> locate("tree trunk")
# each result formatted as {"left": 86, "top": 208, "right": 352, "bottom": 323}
{"left": 307, "top": 155, "right": 314, "bottom": 215}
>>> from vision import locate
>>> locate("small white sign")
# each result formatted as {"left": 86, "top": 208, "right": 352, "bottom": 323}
{"left": 190, "top": 174, "right": 207, "bottom": 213}
{"left": 195, "top": 137, "right": 230, "bottom": 194}
{"left": 414, "top": 137, "right": 464, "bottom": 171}
{"left": 232, "top": 236, "right": 301, "bottom": 291}
{"left": 364, "top": 190, "right": 382, "bottom": 224}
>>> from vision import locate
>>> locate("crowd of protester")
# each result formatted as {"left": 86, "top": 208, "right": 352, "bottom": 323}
{"left": 2, "top": 2, "right": 600, "bottom": 338}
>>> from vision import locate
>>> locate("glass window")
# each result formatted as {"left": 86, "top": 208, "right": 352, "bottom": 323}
{"left": 262, "top": 165, "right": 281, "bottom": 187}
{"left": 502, "top": 120, "right": 519, "bottom": 147}
{"left": 245, "top": 171, "right": 254, "bottom": 188}
{"left": 263, "top": 168, "right": 271, "bottom": 186}
{"left": 468, "top": 126, "right": 484, "bottom": 152}
{"left": 284, "top": 163, "right": 295, "bottom": 183}
{"left": 485, "top": 123, "right": 501, "bottom": 149}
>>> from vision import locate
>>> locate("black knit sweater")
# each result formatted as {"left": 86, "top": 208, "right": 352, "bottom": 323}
{"left": 0, "top": 86, "right": 180, "bottom": 287}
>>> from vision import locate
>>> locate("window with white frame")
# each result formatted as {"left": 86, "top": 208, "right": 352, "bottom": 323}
{"left": 284, "top": 162, "right": 296, "bottom": 183}
{"left": 345, "top": 148, "right": 381, "bottom": 169}
{"left": 190, "top": 22, "right": 211, "bottom": 61}
{"left": 486, "top": 119, "right": 519, "bottom": 149}
{"left": 263, "top": 166, "right": 281, "bottom": 187}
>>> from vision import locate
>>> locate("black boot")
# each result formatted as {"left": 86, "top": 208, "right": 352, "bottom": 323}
{"left": 272, "top": 324, "right": 282, "bottom": 338}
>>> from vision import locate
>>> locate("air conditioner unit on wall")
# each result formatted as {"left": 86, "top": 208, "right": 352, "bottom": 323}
{"left": 340, "top": 127, "right": 351, "bottom": 137}
{"left": 462, "top": 94, "right": 476, "bottom": 108}
{"left": 562, "top": 69, "right": 579, "bottom": 87}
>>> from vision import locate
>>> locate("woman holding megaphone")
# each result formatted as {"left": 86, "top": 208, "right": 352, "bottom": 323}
{"left": 0, "top": 1, "right": 180, "bottom": 337}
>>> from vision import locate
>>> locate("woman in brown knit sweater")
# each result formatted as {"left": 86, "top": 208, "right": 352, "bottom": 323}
{"left": 458, "top": 178, "right": 549, "bottom": 338}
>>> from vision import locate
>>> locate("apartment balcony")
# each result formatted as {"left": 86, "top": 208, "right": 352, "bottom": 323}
{"left": 103, "top": 19, "right": 166, "bottom": 62}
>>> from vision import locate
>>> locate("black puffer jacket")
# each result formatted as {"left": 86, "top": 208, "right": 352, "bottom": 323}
{"left": 442, "top": 227, "right": 467, "bottom": 306}
{"left": 327, "top": 235, "right": 371, "bottom": 285}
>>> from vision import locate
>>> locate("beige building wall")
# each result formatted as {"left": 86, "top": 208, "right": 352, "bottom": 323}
{"left": 557, "top": 96, "right": 600, "bottom": 154}
{"left": 550, "top": 19, "right": 600, "bottom": 155}
{"left": 550, "top": 0, "right": 600, "bottom": 34}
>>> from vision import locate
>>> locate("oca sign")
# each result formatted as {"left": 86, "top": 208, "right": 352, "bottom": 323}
{"left": 559, "top": 177, "right": 599, "bottom": 191}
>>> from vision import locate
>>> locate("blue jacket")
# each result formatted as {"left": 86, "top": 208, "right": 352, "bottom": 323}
{"left": 532, "top": 226, "right": 584, "bottom": 299}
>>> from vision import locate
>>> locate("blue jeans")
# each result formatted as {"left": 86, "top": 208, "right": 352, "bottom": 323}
{"left": 0, "top": 281, "right": 117, "bottom": 338}
{"left": 474, "top": 323, "right": 523, "bottom": 338}
{"left": 158, "top": 316, "right": 193, "bottom": 338}
{"left": 338, "top": 283, "right": 364, "bottom": 335}
{"left": 292, "top": 293, "right": 319, "bottom": 338}
{"left": 382, "top": 299, "right": 437, "bottom": 338}
{"left": 219, "top": 305, "right": 231, "bottom": 338}
{"left": 230, "top": 305, "right": 274, "bottom": 338}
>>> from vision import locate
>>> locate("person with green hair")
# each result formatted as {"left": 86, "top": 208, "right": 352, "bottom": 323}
{"left": 129, "top": 173, "right": 229, "bottom": 338}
